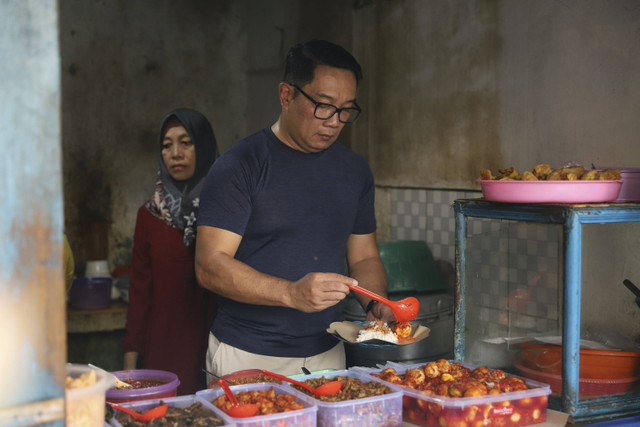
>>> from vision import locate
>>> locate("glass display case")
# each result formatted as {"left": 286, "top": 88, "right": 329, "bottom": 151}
{"left": 453, "top": 199, "right": 640, "bottom": 422}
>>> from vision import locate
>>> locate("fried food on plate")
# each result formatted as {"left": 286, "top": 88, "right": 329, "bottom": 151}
{"left": 599, "top": 168, "right": 622, "bottom": 180}
{"left": 533, "top": 164, "right": 552, "bottom": 179}
{"left": 480, "top": 164, "right": 620, "bottom": 181}
{"left": 580, "top": 169, "right": 599, "bottom": 180}
{"left": 480, "top": 169, "right": 495, "bottom": 180}
{"left": 498, "top": 167, "right": 519, "bottom": 180}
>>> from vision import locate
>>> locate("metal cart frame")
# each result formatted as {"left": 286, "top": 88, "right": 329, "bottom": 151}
{"left": 453, "top": 199, "right": 640, "bottom": 422}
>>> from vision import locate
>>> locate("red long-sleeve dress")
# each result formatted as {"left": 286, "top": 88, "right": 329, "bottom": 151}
{"left": 121, "top": 206, "right": 217, "bottom": 395}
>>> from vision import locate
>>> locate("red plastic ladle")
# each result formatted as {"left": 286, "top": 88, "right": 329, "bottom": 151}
{"left": 347, "top": 284, "right": 419, "bottom": 322}
{"left": 217, "top": 379, "right": 259, "bottom": 418}
{"left": 260, "top": 370, "right": 342, "bottom": 396}
{"left": 109, "top": 402, "right": 168, "bottom": 422}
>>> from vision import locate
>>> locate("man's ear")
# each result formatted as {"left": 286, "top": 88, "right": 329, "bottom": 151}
{"left": 278, "top": 82, "right": 294, "bottom": 110}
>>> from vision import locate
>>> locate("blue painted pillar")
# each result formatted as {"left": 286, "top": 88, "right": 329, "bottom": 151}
{"left": 453, "top": 202, "right": 467, "bottom": 360}
{"left": 0, "top": 1, "right": 65, "bottom": 425}
{"left": 562, "top": 210, "right": 581, "bottom": 415}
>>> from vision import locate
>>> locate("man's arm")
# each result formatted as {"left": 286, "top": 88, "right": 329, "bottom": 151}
{"left": 346, "top": 232, "right": 395, "bottom": 321}
{"left": 195, "top": 225, "right": 354, "bottom": 312}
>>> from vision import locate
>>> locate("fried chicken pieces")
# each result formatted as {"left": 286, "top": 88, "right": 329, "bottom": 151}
{"left": 481, "top": 164, "right": 621, "bottom": 181}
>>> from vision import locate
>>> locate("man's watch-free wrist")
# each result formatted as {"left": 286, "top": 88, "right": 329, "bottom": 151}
{"left": 365, "top": 299, "right": 378, "bottom": 313}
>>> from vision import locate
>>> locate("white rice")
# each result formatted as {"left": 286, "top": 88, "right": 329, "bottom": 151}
{"left": 356, "top": 320, "right": 398, "bottom": 344}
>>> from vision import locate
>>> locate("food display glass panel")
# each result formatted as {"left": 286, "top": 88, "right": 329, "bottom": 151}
{"left": 454, "top": 200, "right": 640, "bottom": 422}
{"left": 459, "top": 217, "right": 563, "bottom": 369}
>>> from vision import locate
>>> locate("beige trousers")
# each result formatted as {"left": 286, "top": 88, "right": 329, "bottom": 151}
{"left": 205, "top": 332, "right": 345, "bottom": 383}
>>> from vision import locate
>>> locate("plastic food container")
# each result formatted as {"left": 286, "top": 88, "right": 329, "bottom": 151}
{"left": 518, "top": 343, "right": 640, "bottom": 379}
{"left": 289, "top": 369, "right": 336, "bottom": 378}
{"left": 514, "top": 359, "right": 640, "bottom": 396}
{"left": 66, "top": 364, "right": 113, "bottom": 427}
{"left": 108, "top": 394, "right": 234, "bottom": 427}
{"left": 206, "top": 368, "right": 336, "bottom": 388}
{"left": 85, "top": 260, "right": 111, "bottom": 277}
{"left": 286, "top": 369, "right": 403, "bottom": 427}
{"left": 68, "top": 277, "right": 113, "bottom": 310}
{"left": 206, "top": 368, "right": 284, "bottom": 389}
{"left": 196, "top": 382, "right": 317, "bottom": 427}
{"left": 366, "top": 361, "right": 551, "bottom": 427}
{"left": 477, "top": 179, "right": 622, "bottom": 203}
{"left": 106, "top": 369, "right": 180, "bottom": 403}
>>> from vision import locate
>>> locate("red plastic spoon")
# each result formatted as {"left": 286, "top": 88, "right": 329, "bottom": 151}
{"left": 109, "top": 402, "right": 168, "bottom": 422}
{"left": 260, "top": 370, "right": 342, "bottom": 396}
{"left": 347, "top": 284, "right": 419, "bottom": 322}
{"left": 218, "top": 379, "right": 259, "bottom": 418}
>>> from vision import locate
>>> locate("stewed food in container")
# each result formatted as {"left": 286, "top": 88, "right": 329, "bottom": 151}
{"left": 367, "top": 359, "right": 551, "bottom": 427}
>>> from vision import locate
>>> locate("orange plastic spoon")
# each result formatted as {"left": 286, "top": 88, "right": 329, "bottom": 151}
{"left": 109, "top": 402, "right": 168, "bottom": 422}
{"left": 260, "top": 370, "right": 342, "bottom": 396}
{"left": 347, "top": 284, "right": 419, "bottom": 322}
{"left": 218, "top": 379, "right": 259, "bottom": 418}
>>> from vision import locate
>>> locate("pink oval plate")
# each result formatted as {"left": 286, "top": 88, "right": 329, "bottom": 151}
{"left": 477, "top": 180, "right": 623, "bottom": 203}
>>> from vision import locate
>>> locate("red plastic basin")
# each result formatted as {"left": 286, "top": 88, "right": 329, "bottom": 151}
{"left": 519, "top": 343, "right": 640, "bottom": 379}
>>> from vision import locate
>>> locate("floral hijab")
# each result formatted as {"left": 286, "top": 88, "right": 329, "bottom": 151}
{"left": 146, "top": 108, "right": 218, "bottom": 247}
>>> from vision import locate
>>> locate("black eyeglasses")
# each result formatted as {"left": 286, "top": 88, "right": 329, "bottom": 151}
{"left": 289, "top": 83, "right": 361, "bottom": 123}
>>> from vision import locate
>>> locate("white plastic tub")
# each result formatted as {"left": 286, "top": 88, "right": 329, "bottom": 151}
{"left": 66, "top": 364, "right": 113, "bottom": 427}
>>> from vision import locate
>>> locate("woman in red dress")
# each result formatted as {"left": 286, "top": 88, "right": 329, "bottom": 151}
{"left": 121, "top": 108, "right": 218, "bottom": 394}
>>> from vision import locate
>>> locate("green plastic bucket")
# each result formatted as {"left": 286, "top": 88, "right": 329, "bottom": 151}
{"left": 377, "top": 240, "right": 447, "bottom": 293}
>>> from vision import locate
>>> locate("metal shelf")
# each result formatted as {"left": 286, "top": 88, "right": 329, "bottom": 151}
{"left": 453, "top": 199, "right": 640, "bottom": 421}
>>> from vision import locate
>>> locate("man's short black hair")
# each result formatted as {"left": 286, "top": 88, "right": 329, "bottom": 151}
{"left": 283, "top": 40, "right": 363, "bottom": 87}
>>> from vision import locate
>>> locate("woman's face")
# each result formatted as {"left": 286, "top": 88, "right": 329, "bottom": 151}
{"left": 162, "top": 121, "right": 196, "bottom": 181}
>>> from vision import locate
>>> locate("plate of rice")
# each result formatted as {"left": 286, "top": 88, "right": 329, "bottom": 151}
{"left": 327, "top": 320, "right": 430, "bottom": 347}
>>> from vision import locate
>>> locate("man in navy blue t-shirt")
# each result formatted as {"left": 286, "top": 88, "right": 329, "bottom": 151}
{"left": 196, "top": 40, "right": 393, "bottom": 377}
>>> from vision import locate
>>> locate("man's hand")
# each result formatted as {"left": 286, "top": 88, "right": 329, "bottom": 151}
{"left": 287, "top": 272, "right": 356, "bottom": 312}
{"left": 366, "top": 301, "right": 396, "bottom": 322}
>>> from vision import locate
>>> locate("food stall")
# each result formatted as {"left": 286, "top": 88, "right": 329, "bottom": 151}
{"left": 56, "top": 168, "right": 640, "bottom": 427}
{"left": 452, "top": 165, "right": 640, "bottom": 424}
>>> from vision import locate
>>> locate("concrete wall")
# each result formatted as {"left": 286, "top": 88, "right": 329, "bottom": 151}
{"left": 351, "top": 0, "right": 640, "bottom": 342}
{"left": 59, "top": 0, "right": 640, "bottom": 338}
{"left": 1, "top": 0, "right": 636, "bottom": 416}
{"left": 60, "top": 0, "right": 356, "bottom": 271}
{"left": 353, "top": 0, "right": 640, "bottom": 189}
{"left": 60, "top": 0, "right": 248, "bottom": 269}
{"left": 56, "top": 0, "right": 640, "bottom": 342}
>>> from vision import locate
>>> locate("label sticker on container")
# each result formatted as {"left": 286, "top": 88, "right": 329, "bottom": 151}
{"left": 492, "top": 405, "right": 514, "bottom": 417}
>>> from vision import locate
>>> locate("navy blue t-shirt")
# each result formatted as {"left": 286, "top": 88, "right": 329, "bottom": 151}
{"left": 198, "top": 128, "right": 376, "bottom": 357}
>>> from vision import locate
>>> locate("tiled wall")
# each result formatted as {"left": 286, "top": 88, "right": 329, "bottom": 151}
{"left": 389, "top": 188, "right": 562, "bottom": 351}
{"left": 390, "top": 188, "right": 479, "bottom": 264}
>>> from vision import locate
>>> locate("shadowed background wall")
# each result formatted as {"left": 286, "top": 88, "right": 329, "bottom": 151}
{"left": 56, "top": 0, "right": 640, "bottom": 361}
